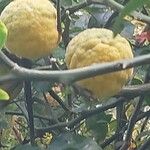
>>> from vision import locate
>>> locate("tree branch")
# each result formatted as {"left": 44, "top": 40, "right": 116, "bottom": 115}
{"left": 101, "top": 110, "right": 150, "bottom": 148}
{"left": 61, "top": 0, "right": 150, "bottom": 24}
{"left": 35, "top": 98, "right": 150, "bottom": 138}
{"left": 106, "top": 0, "right": 150, "bottom": 24}
{"left": 118, "top": 83, "right": 150, "bottom": 98}
{"left": 5, "top": 111, "right": 54, "bottom": 122}
{"left": 35, "top": 97, "right": 127, "bottom": 136}
{"left": 62, "top": 13, "right": 71, "bottom": 47}
{"left": 120, "top": 66, "right": 150, "bottom": 150}
{"left": 1, "top": 51, "right": 150, "bottom": 84}
{"left": 48, "top": 90, "right": 71, "bottom": 112}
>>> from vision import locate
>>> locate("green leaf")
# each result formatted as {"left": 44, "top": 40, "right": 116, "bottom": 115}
{"left": 0, "top": 88, "right": 9, "bottom": 100}
{"left": 109, "top": 119, "right": 117, "bottom": 134}
{"left": 86, "top": 112, "right": 112, "bottom": 142}
{"left": 131, "top": 76, "right": 143, "bottom": 85}
{"left": 0, "top": 20, "right": 7, "bottom": 49}
{"left": 48, "top": 132, "right": 102, "bottom": 150}
{"left": 113, "top": 0, "right": 149, "bottom": 35}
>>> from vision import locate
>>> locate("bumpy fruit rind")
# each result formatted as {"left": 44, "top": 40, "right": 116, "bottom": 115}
{"left": 65, "top": 28, "right": 133, "bottom": 99}
{"left": 0, "top": 0, "right": 60, "bottom": 59}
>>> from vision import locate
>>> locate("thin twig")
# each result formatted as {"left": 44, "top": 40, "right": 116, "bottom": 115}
{"left": 61, "top": 0, "right": 93, "bottom": 20}
{"left": 35, "top": 102, "right": 150, "bottom": 139}
{"left": 49, "top": 90, "right": 71, "bottom": 112}
{"left": 101, "top": 126, "right": 127, "bottom": 148}
{"left": 118, "top": 83, "right": 150, "bottom": 98}
{"left": 62, "top": 14, "right": 71, "bottom": 47}
{"left": 68, "top": 97, "right": 126, "bottom": 128}
{"left": 35, "top": 122, "right": 67, "bottom": 137}
{"left": 5, "top": 111, "right": 55, "bottom": 122}
{"left": 120, "top": 96, "right": 144, "bottom": 150}
{"left": 42, "top": 92, "right": 59, "bottom": 124}
{"left": 120, "top": 67, "right": 150, "bottom": 150}
{"left": 106, "top": 0, "right": 150, "bottom": 24}
{"left": 14, "top": 102, "right": 28, "bottom": 122}
{"left": 35, "top": 97, "right": 126, "bottom": 136}
{"left": 101, "top": 110, "right": 150, "bottom": 148}
{"left": 61, "top": 0, "right": 150, "bottom": 24}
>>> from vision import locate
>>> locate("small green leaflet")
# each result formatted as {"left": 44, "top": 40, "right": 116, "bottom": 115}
{"left": 0, "top": 88, "right": 9, "bottom": 100}
{"left": 113, "top": 0, "right": 149, "bottom": 35}
{"left": 0, "top": 20, "right": 7, "bottom": 49}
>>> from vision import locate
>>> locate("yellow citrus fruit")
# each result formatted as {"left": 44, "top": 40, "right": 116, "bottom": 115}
{"left": 65, "top": 28, "right": 133, "bottom": 99}
{"left": 0, "top": 0, "right": 60, "bottom": 59}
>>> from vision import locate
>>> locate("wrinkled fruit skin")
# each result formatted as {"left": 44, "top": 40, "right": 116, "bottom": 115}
{"left": 0, "top": 0, "right": 60, "bottom": 59}
{"left": 65, "top": 28, "right": 133, "bottom": 100}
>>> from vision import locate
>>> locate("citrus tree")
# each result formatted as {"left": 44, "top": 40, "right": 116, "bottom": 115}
{"left": 0, "top": 0, "right": 150, "bottom": 150}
